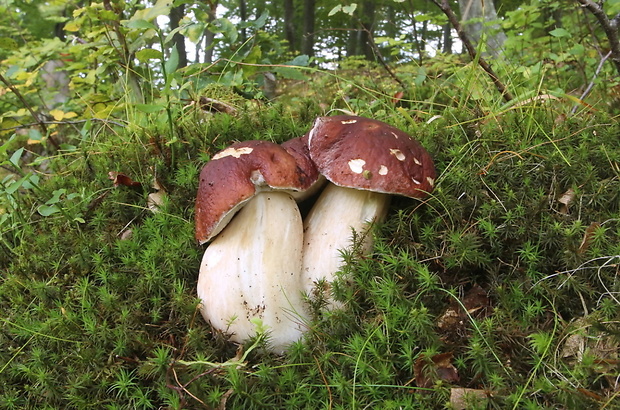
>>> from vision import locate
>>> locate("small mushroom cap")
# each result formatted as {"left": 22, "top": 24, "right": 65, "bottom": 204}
{"left": 307, "top": 115, "right": 436, "bottom": 198}
{"left": 195, "top": 140, "right": 319, "bottom": 244}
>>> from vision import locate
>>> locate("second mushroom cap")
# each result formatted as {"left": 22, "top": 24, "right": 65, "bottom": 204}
{"left": 307, "top": 115, "right": 436, "bottom": 198}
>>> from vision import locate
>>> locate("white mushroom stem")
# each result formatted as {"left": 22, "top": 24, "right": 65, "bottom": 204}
{"left": 197, "top": 191, "right": 308, "bottom": 353}
{"left": 301, "top": 183, "right": 391, "bottom": 305}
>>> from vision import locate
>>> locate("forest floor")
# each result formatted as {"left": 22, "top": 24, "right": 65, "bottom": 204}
{"left": 1, "top": 63, "right": 620, "bottom": 409}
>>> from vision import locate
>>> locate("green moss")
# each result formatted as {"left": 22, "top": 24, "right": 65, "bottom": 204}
{"left": 1, "top": 67, "right": 619, "bottom": 408}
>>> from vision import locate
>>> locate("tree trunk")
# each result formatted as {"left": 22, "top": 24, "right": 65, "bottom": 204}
{"left": 442, "top": 23, "right": 453, "bottom": 54}
{"left": 203, "top": 1, "right": 218, "bottom": 64}
{"left": 301, "top": 0, "right": 315, "bottom": 56}
{"left": 359, "top": 0, "right": 376, "bottom": 60}
{"left": 283, "top": 0, "right": 296, "bottom": 51}
{"left": 169, "top": 4, "right": 188, "bottom": 68}
{"left": 457, "top": 0, "right": 506, "bottom": 58}
{"left": 346, "top": 17, "right": 359, "bottom": 57}
{"left": 239, "top": 0, "right": 247, "bottom": 43}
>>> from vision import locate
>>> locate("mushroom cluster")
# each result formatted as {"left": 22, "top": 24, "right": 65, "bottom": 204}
{"left": 195, "top": 115, "right": 436, "bottom": 353}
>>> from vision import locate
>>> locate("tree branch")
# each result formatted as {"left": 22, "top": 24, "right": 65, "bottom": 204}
{"left": 359, "top": 24, "right": 406, "bottom": 89}
{"left": 576, "top": 0, "right": 620, "bottom": 75}
{"left": 0, "top": 72, "right": 49, "bottom": 135}
{"left": 431, "top": 0, "right": 513, "bottom": 102}
{"left": 572, "top": 50, "right": 612, "bottom": 114}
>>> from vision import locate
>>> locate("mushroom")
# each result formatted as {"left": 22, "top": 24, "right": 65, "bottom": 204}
{"left": 301, "top": 115, "right": 436, "bottom": 304}
{"left": 195, "top": 140, "right": 319, "bottom": 352}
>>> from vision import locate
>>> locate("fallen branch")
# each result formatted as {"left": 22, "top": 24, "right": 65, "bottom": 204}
{"left": 576, "top": 0, "right": 620, "bottom": 76}
{"left": 431, "top": 0, "right": 513, "bottom": 102}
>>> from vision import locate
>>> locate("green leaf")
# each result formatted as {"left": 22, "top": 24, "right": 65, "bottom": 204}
{"left": 273, "top": 54, "right": 310, "bottom": 80}
{"left": 46, "top": 189, "right": 67, "bottom": 205}
{"left": 125, "top": 19, "right": 158, "bottom": 30}
{"left": 0, "top": 37, "right": 19, "bottom": 50}
{"left": 328, "top": 5, "right": 342, "bottom": 16}
{"left": 244, "top": 45, "right": 262, "bottom": 64}
{"left": 28, "top": 128, "right": 42, "bottom": 141}
{"left": 274, "top": 66, "right": 308, "bottom": 81}
{"left": 135, "top": 104, "right": 166, "bottom": 113}
{"left": 253, "top": 11, "right": 268, "bottom": 29}
{"left": 136, "top": 48, "right": 163, "bottom": 62}
{"left": 342, "top": 4, "right": 357, "bottom": 15}
{"left": 549, "top": 28, "right": 571, "bottom": 38}
{"left": 164, "top": 25, "right": 185, "bottom": 44}
{"left": 288, "top": 54, "right": 310, "bottom": 66}
{"left": 38, "top": 204, "right": 61, "bottom": 217}
{"left": 414, "top": 13, "right": 433, "bottom": 22}
{"left": 21, "top": 174, "right": 40, "bottom": 190}
{"left": 128, "top": 0, "right": 172, "bottom": 23}
{"left": 187, "top": 22, "right": 207, "bottom": 43}
{"left": 9, "top": 147, "right": 24, "bottom": 167}
{"left": 328, "top": 4, "right": 356, "bottom": 16}
{"left": 220, "top": 69, "right": 244, "bottom": 87}
{"left": 165, "top": 45, "right": 179, "bottom": 75}
{"left": 211, "top": 18, "right": 238, "bottom": 43}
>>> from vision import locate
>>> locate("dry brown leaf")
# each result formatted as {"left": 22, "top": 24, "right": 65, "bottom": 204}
{"left": 108, "top": 171, "right": 142, "bottom": 187}
{"left": 561, "top": 333, "right": 586, "bottom": 361}
{"left": 147, "top": 174, "right": 167, "bottom": 213}
{"left": 414, "top": 352, "right": 459, "bottom": 389}
{"left": 147, "top": 191, "right": 166, "bottom": 213}
{"left": 438, "top": 284, "right": 492, "bottom": 344}
{"left": 119, "top": 229, "right": 133, "bottom": 241}
{"left": 450, "top": 388, "right": 489, "bottom": 410}
{"left": 557, "top": 188, "right": 575, "bottom": 214}
{"left": 578, "top": 222, "right": 601, "bottom": 254}
{"left": 392, "top": 91, "right": 404, "bottom": 105}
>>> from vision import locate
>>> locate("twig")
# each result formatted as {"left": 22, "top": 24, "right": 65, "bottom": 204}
{"left": 576, "top": 0, "right": 620, "bottom": 75}
{"left": 431, "top": 0, "right": 513, "bottom": 102}
{"left": 0, "top": 72, "right": 59, "bottom": 147}
{"left": 359, "top": 25, "right": 406, "bottom": 89}
{"left": 571, "top": 50, "right": 612, "bottom": 114}
{"left": 0, "top": 118, "right": 127, "bottom": 132}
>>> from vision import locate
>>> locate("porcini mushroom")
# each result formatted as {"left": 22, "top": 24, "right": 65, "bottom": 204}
{"left": 301, "top": 115, "right": 436, "bottom": 304}
{"left": 195, "top": 140, "right": 319, "bottom": 352}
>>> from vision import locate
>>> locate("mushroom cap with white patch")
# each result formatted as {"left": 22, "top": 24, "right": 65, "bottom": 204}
{"left": 195, "top": 140, "right": 319, "bottom": 244}
{"left": 307, "top": 115, "right": 436, "bottom": 198}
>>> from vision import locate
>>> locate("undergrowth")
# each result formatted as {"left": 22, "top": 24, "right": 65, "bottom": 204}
{"left": 1, "top": 63, "right": 619, "bottom": 409}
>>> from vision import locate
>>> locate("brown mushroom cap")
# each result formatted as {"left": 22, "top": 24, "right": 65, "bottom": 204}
{"left": 195, "top": 140, "right": 319, "bottom": 244}
{"left": 281, "top": 134, "right": 324, "bottom": 201}
{"left": 307, "top": 115, "right": 436, "bottom": 198}
{"left": 281, "top": 134, "right": 316, "bottom": 179}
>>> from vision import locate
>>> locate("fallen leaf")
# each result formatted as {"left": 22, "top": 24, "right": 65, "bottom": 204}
{"left": 109, "top": 172, "right": 142, "bottom": 187}
{"left": 438, "top": 284, "right": 491, "bottom": 344}
{"left": 414, "top": 352, "right": 459, "bottom": 389}
{"left": 561, "top": 333, "right": 585, "bottom": 361}
{"left": 147, "top": 191, "right": 166, "bottom": 212}
{"left": 450, "top": 388, "right": 489, "bottom": 410}
{"left": 147, "top": 174, "right": 167, "bottom": 213}
{"left": 391, "top": 90, "right": 404, "bottom": 105}
{"left": 577, "top": 222, "right": 600, "bottom": 254}
{"left": 119, "top": 229, "right": 133, "bottom": 240}
{"left": 557, "top": 188, "right": 575, "bottom": 214}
